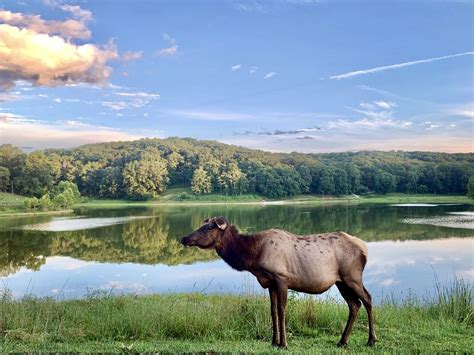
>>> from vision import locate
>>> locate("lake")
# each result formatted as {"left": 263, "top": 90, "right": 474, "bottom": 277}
{"left": 1, "top": 203, "right": 473, "bottom": 303}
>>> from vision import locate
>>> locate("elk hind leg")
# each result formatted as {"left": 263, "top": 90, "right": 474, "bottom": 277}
{"left": 335, "top": 281, "right": 361, "bottom": 347}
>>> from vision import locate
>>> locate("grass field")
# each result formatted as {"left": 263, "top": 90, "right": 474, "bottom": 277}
{"left": 1, "top": 281, "right": 472, "bottom": 353}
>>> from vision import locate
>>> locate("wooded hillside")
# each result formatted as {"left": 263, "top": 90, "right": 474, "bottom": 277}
{"left": 1, "top": 138, "right": 472, "bottom": 199}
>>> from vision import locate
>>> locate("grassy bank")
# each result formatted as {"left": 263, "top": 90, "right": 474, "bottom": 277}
{"left": 79, "top": 191, "right": 474, "bottom": 208}
{"left": 2, "top": 190, "right": 472, "bottom": 216}
{"left": 1, "top": 281, "right": 472, "bottom": 353}
{"left": 0, "top": 192, "right": 75, "bottom": 217}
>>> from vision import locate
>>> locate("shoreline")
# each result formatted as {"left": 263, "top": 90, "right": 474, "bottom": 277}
{"left": 78, "top": 194, "right": 473, "bottom": 208}
{"left": 1, "top": 194, "right": 472, "bottom": 217}
{"left": 0, "top": 209, "right": 74, "bottom": 218}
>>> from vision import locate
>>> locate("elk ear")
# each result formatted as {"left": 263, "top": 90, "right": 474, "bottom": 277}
{"left": 214, "top": 217, "right": 227, "bottom": 230}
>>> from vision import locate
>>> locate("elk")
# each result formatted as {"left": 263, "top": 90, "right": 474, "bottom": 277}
{"left": 181, "top": 216, "right": 376, "bottom": 348}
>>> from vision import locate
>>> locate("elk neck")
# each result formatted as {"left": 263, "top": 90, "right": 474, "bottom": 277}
{"left": 214, "top": 225, "right": 259, "bottom": 272}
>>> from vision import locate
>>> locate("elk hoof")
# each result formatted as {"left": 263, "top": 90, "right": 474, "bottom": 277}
{"left": 336, "top": 341, "right": 347, "bottom": 348}
{"left": 366, "top": 338, "right": 376, "bottom": 347}
{"left": 272, "top": 341, "right": 279, "bottom": 347}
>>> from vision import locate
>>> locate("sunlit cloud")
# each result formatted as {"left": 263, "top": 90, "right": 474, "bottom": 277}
{"left": 249, "top": 66, "right": 258, "bottom": 74}
{"left": 0, "top": 7, "right": 117, "bottom": 90}
{"left": 329, "top": 51, "right": 474, "bottom": 80}
{"left": 231, "top": 64, "right": 241, "bottom": 71}
{"left": 0, "top": 8, "right": 91, "bottom": 39}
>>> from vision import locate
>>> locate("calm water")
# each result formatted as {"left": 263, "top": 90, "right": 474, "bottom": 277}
{"left": 1, "top": 203, "right": 473, "bottom": 303}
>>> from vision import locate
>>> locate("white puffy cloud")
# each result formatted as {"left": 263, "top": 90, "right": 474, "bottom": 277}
{"left": 0, "top": 8, "right": 117, "bottom": 89}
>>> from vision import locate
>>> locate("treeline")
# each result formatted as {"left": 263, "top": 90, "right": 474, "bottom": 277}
{"left": 0, "top": 138, "right": 473, "bottom": 199}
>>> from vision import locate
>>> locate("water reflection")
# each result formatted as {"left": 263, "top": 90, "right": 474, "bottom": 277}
{"left": 0, "top": 203, "right": 472, "bottom": 301}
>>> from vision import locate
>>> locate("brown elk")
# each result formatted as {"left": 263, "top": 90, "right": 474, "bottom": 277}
{"left": 181, "top": 216, "right": 376, "bottom": 348}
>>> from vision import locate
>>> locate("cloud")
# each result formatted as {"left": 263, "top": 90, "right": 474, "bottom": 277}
{"left": 170, "top": 110, "right": 255, "bottom": 121}
{"left": 121, "top": 50, "right": 143, "bottom": 62}
{"left": 0, "top": 112, "right": 142, "bottom": 148}
{"left": 424, "top": 121, "right": 442, "bottom": 130}
{"left": 329, "top": 51, "right": 474, "bottom": 80}
{"left": 59, "top": 4, "right": 93, "bottom": 22}
{"left": 115, "top": 92, "right": 160, "bottom": 99}
{"left": 0, "top": 9, "right": 91, "bottom": 39}
{"left": 249, "top": 66, "right": 258, "bottom": 74}
{"left": 0, "top": 91, "right": 22, "bottom": 102}
{"left": 449, "top": 103, "right": 474, "bottom": 119}
{"left": 234, "top": 0, "right": 321, "bottom": 13}
{"left": 374, "top": 100, "right": 396, "bottom": 109}
{"left": 330, "top": 100, "right": 411, "bottom": 129}
{"left": 231, "top": 64, "right": 241, "bottom": 71}
{"left": 0, "top": 9, "right": 117, "bottom": 89}
{"left": 264, "top": 71, "right": 277, "bottom": 79}
{"left": 263, "top": 126, "right": 322, "bottom": 135}
{"left": 101, "top": 91, "right": 160, "bottom": 111}
{"left": 157, "top": 33, "right": 178, "bottom": 57}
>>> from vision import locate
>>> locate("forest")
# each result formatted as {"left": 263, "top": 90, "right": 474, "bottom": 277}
{"left": 0, "top": 138, "right": 473, "bottom": 200}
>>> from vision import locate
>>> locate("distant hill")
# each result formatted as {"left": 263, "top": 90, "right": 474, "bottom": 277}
{"left": 1, "top": 138, "right": 473, "bottom": 199}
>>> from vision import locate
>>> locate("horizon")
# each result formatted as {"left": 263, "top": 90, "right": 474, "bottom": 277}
{"left": 0, "top": 0, "right": 473, "bottom": 153}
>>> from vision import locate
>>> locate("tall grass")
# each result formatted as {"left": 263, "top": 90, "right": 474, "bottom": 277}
{"left": 0, "top": 280, "right": 472, "bottom": 351}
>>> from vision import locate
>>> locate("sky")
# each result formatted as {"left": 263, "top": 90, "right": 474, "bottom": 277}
{"left": 0, "top": 0, "right": 473, "bottom": 153}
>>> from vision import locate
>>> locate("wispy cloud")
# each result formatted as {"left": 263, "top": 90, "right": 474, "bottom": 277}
{"left": 332, "top": 100, "right": 412, "bottom": 129}
{"left": 235, "top": 126, "right": 322, "bottom": 136}
{"left": 329, "top": 51, "right": 474, "bottom": 80}
{"left": 0, "top": 112, "right": 143, "bottom": 149}
{"left": 449, "top": 103, "right": 474, "bottom": 119}
{"left": 0, "top": 92, "right": 22, "bottom": 102}
{"left": 169, "top": 110, "right": 255, "bottom": 121}
{"left": 231, "top": 64, "right": 241, "bottom": 71}
{"left": 249, "top": 66, "right": 258, "bottom": 74}
{"left": 157, "top": 33, "right": 178, "bottom": 57}
{"left": 122, "top": 50, "right": 143, "bottom": 62}
{"left": 101, "top": 91, "right": 160, "bottom": 111}
{"left": 264, "top": 71, "right": 277, "bottom": 79}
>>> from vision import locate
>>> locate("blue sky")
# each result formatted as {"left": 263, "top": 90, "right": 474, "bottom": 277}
{"left": 0, "top": 0, "right": 473, "bottom": 152}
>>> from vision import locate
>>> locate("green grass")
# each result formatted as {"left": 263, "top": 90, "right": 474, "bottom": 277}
{"left": 79, "top": 191, "right": 473, "bottom": 208}
{"left": 0, "top": 192, "right": 73, "bottom": 218}
{"left": 0, "top": 192, "right": 26, "bottom": 214}
{"left": 1, "top": 280, "right": 472, "bottom": 353}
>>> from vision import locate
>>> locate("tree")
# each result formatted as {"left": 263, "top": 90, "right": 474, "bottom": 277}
{"left": 468, "top": 176, "right": 474, "bottom": 199}
{"left": 0, "top": 166, "right": 10, "bottom": 192}
{"left": 217, "top": 162, "right": 246, "bottom": 195}
{"left": 122, "top": 152, "right": 169, "bottom": 199}
{"left": 15, "top": 151, "right": 55, "bottom": 197}
{"left": 0, "top": 145, "right": 25, "bottom": 193}
{"left": 191, "top": 166, "right": 212, "bottom": 195}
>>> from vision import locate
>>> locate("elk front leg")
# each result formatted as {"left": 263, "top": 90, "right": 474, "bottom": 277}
{"left": 269, "top": 286, "right": 279, "bottom": 346}
{"left": 276, "top": 281, "right": 288, "bottom": 348}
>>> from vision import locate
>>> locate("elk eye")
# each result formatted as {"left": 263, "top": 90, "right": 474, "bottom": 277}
{"left": 206, "top": 225, "right": 213, "bottom": 230}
